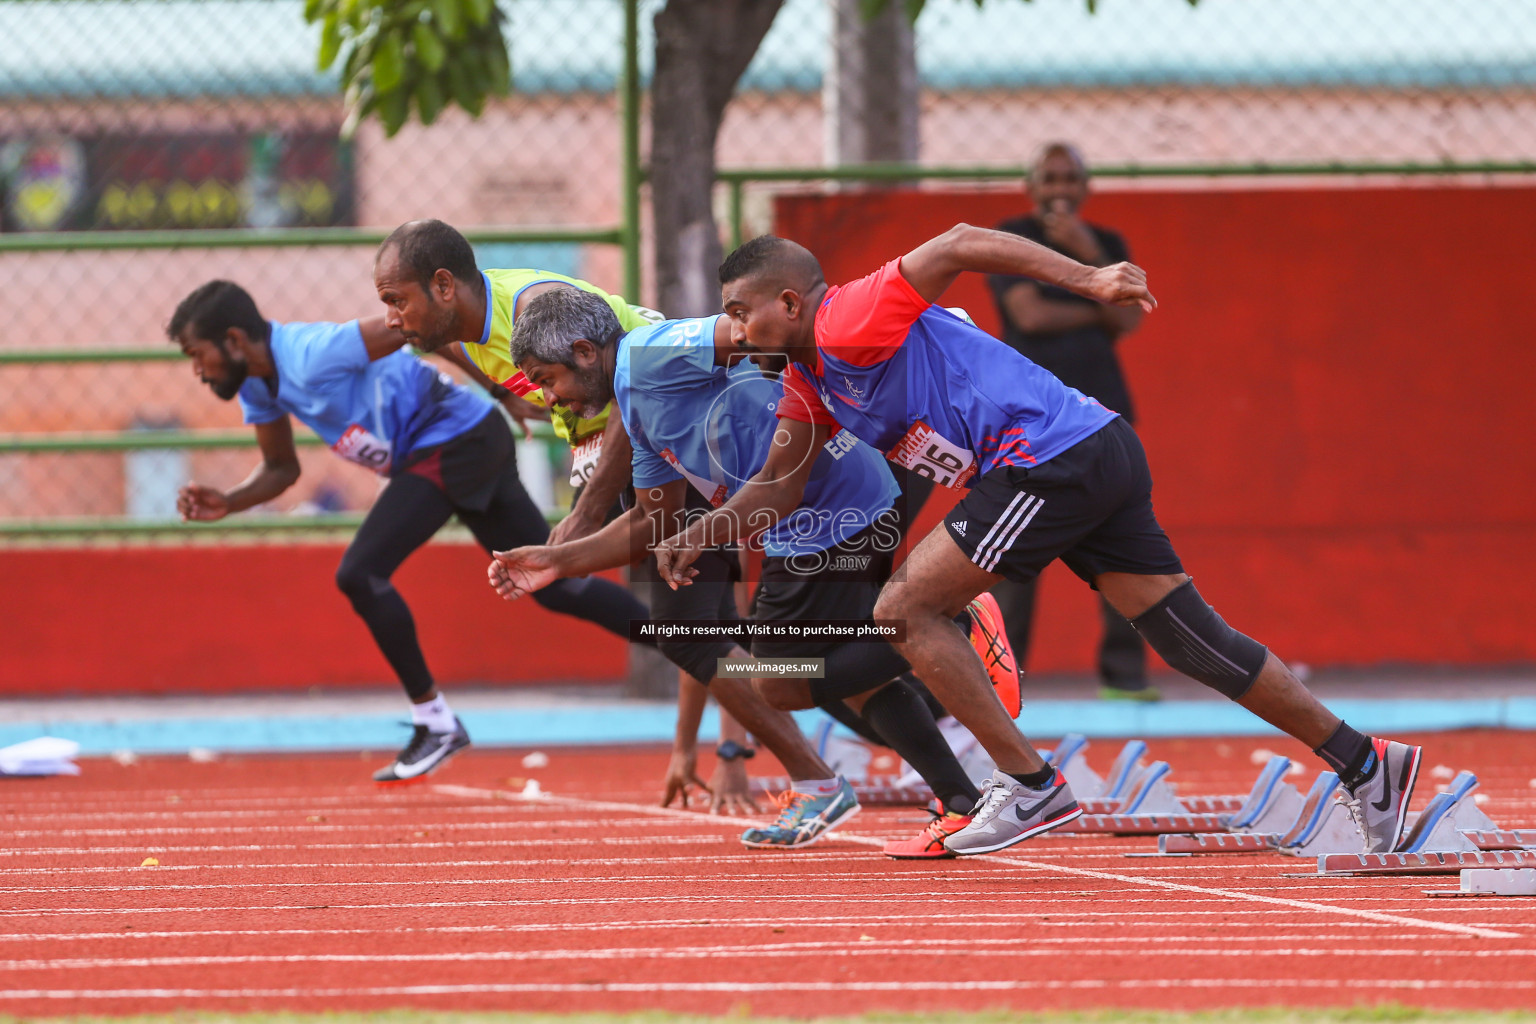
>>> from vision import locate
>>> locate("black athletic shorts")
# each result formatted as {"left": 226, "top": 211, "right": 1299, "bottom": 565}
{"left": 637, "top": 484, "right": 745, "bottom": 684}
{"left": 400, "top": 408, "right": 516, "bottom": 514}
{"left": 943, "top": 416, "right": 1183, "bottom": 587}
{"left": 750, "top": 512, "right": 899, "bottom": 659}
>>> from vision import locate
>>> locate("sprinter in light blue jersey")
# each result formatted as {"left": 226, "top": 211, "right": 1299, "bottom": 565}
{"left": 612, "top": 314, "right": 898, "bottom": 561}
{"left": 487, "top": 290, "right": 1031, "bottom": 857}
{"left": 169, "top": 280, "right": 648, "bottom": 783}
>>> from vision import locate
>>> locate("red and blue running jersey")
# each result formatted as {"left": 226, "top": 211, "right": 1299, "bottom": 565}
{"left": 777, "top": 259, "right": 1118, "bottom": 489}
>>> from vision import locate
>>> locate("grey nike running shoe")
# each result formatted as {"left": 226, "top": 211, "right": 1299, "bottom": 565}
{"left": 943, "top": 769, "right": 1083, "bottom": 855}
{"left": 373, "top": 718, "right": 472, "bottom": 783}
{"left": 1342, "top": 737, "right": 1423, "bottom": 853}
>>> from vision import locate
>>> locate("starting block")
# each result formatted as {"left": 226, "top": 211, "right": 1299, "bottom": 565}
{"left": 1062, "top": 760, "right": 1238, "bottom": 835}
{"left": 1427, "top": 868, "right": 1536, "bottom": 898}
{"left": 1152, "top": 755, "right": 1306, "bottom": 853}
{"left": 1048, "top": 735, "right": 1150, "bottom": 813}
{"left": 1050, "top": 736, "right": 1247, "bottom": 815}
{"left": 1314, "top": 771, "right": 1518, "bottom": 875}
{"left": 1274, "top": 772, "right": 1358, "bottom": 857}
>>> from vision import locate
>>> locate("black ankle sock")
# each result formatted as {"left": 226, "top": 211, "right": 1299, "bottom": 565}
{"left": 1314, "top": 721, "right": 1373, "bottom": 788}
{"left": 858, "top": 679, "right": 981, "bottom": 812}
{"left": 1008, "top": 766, "right": 1055, "bottom": 789}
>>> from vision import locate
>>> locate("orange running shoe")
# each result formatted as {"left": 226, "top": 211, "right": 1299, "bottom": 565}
{"left": 883, "top": 811, "right": 974, "bottom": 859}
{"left": 967, "top": 592, "right": 1021, "bottom": 718}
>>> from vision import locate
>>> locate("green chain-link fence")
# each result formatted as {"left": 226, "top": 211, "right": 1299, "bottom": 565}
{"left": 3, "top": 0, "right": 1533, "bottom": 541}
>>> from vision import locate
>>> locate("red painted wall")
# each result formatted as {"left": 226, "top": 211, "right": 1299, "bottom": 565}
{"left": 0, "top": 543, "right": 629, "bottom": 695}
{"left": 6, "top": 186, "right": 1533, "bottom": 695}
{"left": 777, "top": 185, "right": 1536, "bottom": 671}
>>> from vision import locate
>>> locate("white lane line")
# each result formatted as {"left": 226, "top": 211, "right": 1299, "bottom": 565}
{"left": 11, "top": 897, "right": 1502, "bottom": 920}
{"left": 0, "top": 927, "right": 1445, "bottom": 944}
{"left": 0, "top": 836, "right": 730, "bottom": 857}
{"left": 0, "top": 855, "right": 884, "bottom": 877}
{"left": 0, "top": 872, "right": 1193, "bottom": 893}
{"left": 0, "top": 874, "right": 1282, "bottom": 897}
{"left": 2, "top": 804, "right": 537, "bottom": 824}
{"left": 4, "top": 979, "right": 1535, "bottom": 1000}
{"left": 8, "top": 941, "right": 1535, "bottom": 972}
{"left": 7, "top": 817, "right": 708, "bottom": 840}
{"left": 434, "top": 784, "right": 1524, "bottom": 941}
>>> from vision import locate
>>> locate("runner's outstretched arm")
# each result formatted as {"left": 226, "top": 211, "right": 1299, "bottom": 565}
{"left": 489, "top": 479, "right": 690, "bottom": 600}
{"left": 176, "top": 417, "right": 300, "bottom": 521}
{"left": 652, "top": 417, "right": 829, "bottom": 588}
{"left": 898, "top": 222, "right": 1156, "bottom": 312}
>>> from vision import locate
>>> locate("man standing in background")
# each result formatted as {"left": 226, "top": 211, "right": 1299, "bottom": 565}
{"left": 988, "top": 142, "right": 1156, "bottom": 702}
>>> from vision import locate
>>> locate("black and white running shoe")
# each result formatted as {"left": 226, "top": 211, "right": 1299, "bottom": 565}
{"left": 372, "top": 718, "right": 471, "bottom": 783}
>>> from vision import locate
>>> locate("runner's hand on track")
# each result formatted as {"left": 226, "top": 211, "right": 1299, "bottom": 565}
{"left": 488, "top": 546, "right": 562, "bottom": 600}
{"left": 707, "top": 757, "right": 760, "bottom": 816}
{"left": 652, "top": 538, "right": 703, "bottom": 590}
{"left": 1086, "top": 262, "right": 1157, "bottom": 313}
{"left": 660, "top": 747, "right": 709, "bottom": 809}
{"left": 177, "top": 483, "right": 230, "bottom": 522}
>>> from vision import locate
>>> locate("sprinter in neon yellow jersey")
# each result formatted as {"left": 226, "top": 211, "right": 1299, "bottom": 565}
{"left": 373, "top": 220, "right": 658, "bottom": 545}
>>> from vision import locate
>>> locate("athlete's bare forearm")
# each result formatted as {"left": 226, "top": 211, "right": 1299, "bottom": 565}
{"left": 547, "top": 505, "right": 649, "bottom": 576}
{"left": 903, "top": 224, "right": 1096, "bottom": 304}
{"left": 222, "top": 460, "right": 300, "bottom": 514}
{"left": 227, "top": 418, "right": 301, "bottom": 512}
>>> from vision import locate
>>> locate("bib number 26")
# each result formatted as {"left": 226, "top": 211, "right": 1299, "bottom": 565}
{"left": 886, "top": 420, "right": 977, "bottom": 490}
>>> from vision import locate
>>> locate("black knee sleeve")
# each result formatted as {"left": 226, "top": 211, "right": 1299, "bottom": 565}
{"left": 1130, "top": 581, "right": 1266, "bottom": 699}
{"left": 657, "top": 640, "right": 733, "bottom": 686}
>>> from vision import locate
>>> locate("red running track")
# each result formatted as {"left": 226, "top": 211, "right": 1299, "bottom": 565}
{"left": 2, "top": 729, "right": 1534, "bottom": 1017}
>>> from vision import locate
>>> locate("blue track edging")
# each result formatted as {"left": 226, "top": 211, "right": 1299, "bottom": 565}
{"left": 2, "top": 697, "right": 1532, "bottom": 757}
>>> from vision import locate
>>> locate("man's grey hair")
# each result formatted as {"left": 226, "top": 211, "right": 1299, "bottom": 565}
{"left": 510, "top": 287, "right": 623, "bottom": 368}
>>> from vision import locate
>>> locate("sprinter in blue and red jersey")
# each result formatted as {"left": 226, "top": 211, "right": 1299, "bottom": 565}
{"left": 652, "top": 226, "right": 1422, "bottom": 858}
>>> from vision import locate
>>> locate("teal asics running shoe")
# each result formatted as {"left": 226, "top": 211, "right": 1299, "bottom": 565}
{"left": 740, "top": 778, "right": 860, "bottom": 849}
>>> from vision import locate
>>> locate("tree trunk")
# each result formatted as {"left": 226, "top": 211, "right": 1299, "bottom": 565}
{"left": 824, "top": 0, "right": 918, "bottom": 167}
{"left": 626, "top": 0, "right": 784, "bottom": 697}
{"left": 649, "top": 0, "right": 784, "bottom": 317}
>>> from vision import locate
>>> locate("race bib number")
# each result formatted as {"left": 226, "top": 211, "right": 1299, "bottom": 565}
{"left": 569, "top": 432, "right": 604, "bottom": 488}
{"left": 332, "top": 424, "right": 393, "bottom": 473}
{"left": 885, "top": 420, "right": 977, "bottom": 489}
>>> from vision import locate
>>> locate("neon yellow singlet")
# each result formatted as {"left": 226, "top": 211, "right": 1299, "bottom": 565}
{"left": 462, "top": 268, "right": 659, "bottom": 446}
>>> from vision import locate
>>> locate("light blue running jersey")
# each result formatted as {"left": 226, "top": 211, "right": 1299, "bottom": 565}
{"left": 614, "top": 315, "right": 899, "bottom": 558}
{"left": 237, "top": 320, "right": 493, "bottom": 475}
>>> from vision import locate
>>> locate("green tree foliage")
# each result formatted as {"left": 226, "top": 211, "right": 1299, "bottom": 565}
{"left": 305, "top": 0, "right": 510, "bottom": 138}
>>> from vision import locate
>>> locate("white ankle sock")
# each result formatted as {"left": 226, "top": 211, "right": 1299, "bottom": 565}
{"left": 796, "top": 776, "right": 842, "bottom": 796}
{"left": 411, "top": 694, "right": 456, "bottom": 734}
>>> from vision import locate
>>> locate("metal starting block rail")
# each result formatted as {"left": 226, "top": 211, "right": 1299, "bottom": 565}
{"left": 1060, "top": 755, "right": 1303, "bottom": 836}
{"left": 1463, "top": 829, "right": 1536, "bottom": 851}
{"left": 1320, "top": 849, "right": 1536, "bottom": 876}
{"left": 1426, "top": 868, "right": 1536, "bottom": 897}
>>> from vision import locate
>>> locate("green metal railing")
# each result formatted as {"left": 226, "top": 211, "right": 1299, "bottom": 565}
{"left": 718, "top": 160, "right": 1536, "bottom": 249}
{"left": 0, "top": 0, "right": 641, "bottom": 542}
{"left": 0, "top": 514, "right": 371, "bottom": 539}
